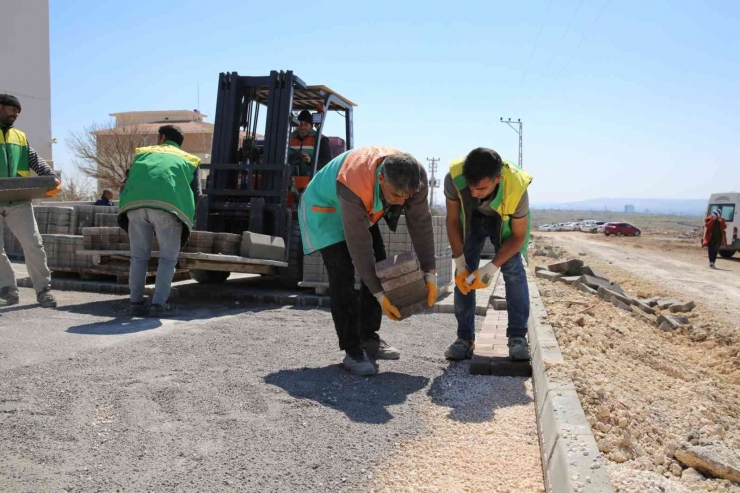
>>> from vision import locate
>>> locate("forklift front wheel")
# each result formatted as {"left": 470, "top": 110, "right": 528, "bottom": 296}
{"left": 190, "top": 270, "right": 231, "bottom": 284}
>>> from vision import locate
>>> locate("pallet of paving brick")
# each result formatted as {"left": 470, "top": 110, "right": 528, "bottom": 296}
{"left": 213, "top": 232, "right": 241, "bottom": 256}
{"left": 376, "top": 251, "right": 428, "bottom": 320}
{"left": 0, "top": 176, "right": 58, "bottom": 202}
{"left": 183, "top": 231, "right": 215, "bottom": 253}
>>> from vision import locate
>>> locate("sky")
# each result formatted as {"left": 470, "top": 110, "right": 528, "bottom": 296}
{"left": 48, "top": 0, "right": 740, "bottom": 204}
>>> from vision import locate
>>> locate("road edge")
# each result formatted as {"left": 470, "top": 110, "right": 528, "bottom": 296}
{"left": 528, "top": 273, "right": 616, "bottom": 493}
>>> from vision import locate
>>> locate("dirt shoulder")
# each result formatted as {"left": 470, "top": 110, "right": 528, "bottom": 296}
{"left": 530, "top": 234, "right": 740, "bottom": 492}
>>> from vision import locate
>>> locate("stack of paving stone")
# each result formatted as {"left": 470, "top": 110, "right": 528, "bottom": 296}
{"left": 94, "top": 213, "right": 119, "bottom": 228}
{"left": 42, "top": 235, "right": 94, "bottom": 270}
{"left": 376, "top": 251, "right": 429, "bottom": 319}
{"left": 535, "top": 258, "right": 696, "bottom": 332}
{"left": 34, "top": 206, "right": 75, "bottom": 235}
{"left": 302, "top": 215, "right": 452, "bottom": 289}
{"left": 74, "top": 204, "right": 117, "bottom": 234}
{"left": 213, "top": 233, "right": 242, "bottom": 255}
{"left": 82, "top": 227, "right": 131, "bottom": 251}
{"left": 182, "top": 231, "right": 215, "bottom": 254}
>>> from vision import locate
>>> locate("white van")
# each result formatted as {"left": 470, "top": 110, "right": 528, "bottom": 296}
{"left": 706, "top": 192, "right": 740, "bottom": 258}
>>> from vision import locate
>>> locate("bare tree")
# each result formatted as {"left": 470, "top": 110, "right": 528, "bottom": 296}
{"left": 67, "top": 118, "right": 154, "bottom": 192}
{"left": 53, "top": 170, "right": 97, "bottom": 202}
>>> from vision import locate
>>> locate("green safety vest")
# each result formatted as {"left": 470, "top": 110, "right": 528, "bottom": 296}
{"left": 0, "top": 127, "right": 32, "bottom": 206}
{"left": 118, "top": 141, "right": 200, "bottom": 247}
{"left": 449, "top": 157, "right": 533, "bottom": 257}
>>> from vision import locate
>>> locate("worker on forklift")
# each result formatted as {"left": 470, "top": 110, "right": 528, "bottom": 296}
{"left": 444, "top": 147, "right": 533, "bottom": 362}
{"left": 118, "top": 125, "right": 202, "bottom": 318}
{"left": 299, "top": 146, "right": 437, "bottom": 376}
{"left": 289, "top": 110, "right": 332, "bottom": 176}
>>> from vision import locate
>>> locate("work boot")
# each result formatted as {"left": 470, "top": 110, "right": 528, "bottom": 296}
{"left": 0, "top": 287, "right": 20, "bottom": 307}
{"left": 709, "top": 262, "right": 716, "bottom": 269}
{"left": 362, "top": 338, "right": 401, "bottom": 360}
{"left": 445, "top": 338, "right": 475, "bottom": 360}
{"left": 130, "top": 301, "right": 148, "bottom": 317}
{"left": 508, "top": 336, "right": 531, "bottom": 361}
{"left": 342, "top": 349, "right": 377, "bottom": 377}
{"left": 36, "top": 288, "right": 57, "bottom": 308}
{"left": 149, "top": 302, "right": 179, "bottom": 318}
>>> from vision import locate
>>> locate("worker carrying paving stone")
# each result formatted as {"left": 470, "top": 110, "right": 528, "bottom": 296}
{"left": 443, "top": 147, "right": 533, "bottom": 361}
{"left": 0, "top": 94, "right": 61, "bottom": 308}
{"left": 299, "top": 146, "right": 437, "bottom": 376}
{"left": 118, "top": 125, "right": 202, "bottom": 317}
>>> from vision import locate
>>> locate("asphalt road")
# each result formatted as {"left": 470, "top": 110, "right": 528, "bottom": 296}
{"left": 0, "top": 286, "right": 533, "bottom": 492}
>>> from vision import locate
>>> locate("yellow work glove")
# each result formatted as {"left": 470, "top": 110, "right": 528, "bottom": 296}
{"left": 424, "top": 272, "right": 437, "bottom": 308}
{"left": 454, "top": 255, "right": 471, "bottom": 295}
{"left": 374, "top": 291, "right": 401, "bottom": 321}
{"left": 45, "top": 179, "right": 62, "bottom": 197}
{"left": 464, "top": 263, "right": 500, "bottom": 291}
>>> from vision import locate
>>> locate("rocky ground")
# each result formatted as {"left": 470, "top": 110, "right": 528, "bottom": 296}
{"left": 530, "top": 234, "right": 740, "bottom": 492}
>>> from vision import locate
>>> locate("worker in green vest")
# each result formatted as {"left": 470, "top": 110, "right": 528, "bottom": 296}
{"left": 0, "top": 94, "right": 61, "bottom": 308}
{"left": 443, "top": 147, "right": 533, "bottom": 361}
{"left": 289, "top": 110, "right": 332, "bottom": 176}
{"left": 118, "top": 125, "right": 202, "bottom": 317}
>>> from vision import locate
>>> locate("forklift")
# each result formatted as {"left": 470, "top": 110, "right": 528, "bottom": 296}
{"left": 194, "top": 70, "right": 356, "bottom": 286}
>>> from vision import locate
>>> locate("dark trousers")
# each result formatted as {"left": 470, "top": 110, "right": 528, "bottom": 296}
{"left": 320, "top": 223, "right": 386, "bottom": 353}
{"left": 708, "top": 244, "right": 719, "bottom": 264}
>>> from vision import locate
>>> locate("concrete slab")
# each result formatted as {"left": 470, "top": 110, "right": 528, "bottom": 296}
{"left": 240, "top": 232, "right": 285, "bottom": 261}
{"left": 546, "top": 259, "right": 584, "bottom": 276}
{"left": 669, "top": 300, "right": 696, "bottom": 313}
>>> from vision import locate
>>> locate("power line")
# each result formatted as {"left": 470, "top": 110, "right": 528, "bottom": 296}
{"left": 520, "top": 0, "right": 554, "bottom": 85}
{"left": 560, "top": 0, "right": 612, "bottom": 75}
{"left": 539, "top": 0, "right": 586, "bottom": 80}
{"left": 426, "top": 157, "right": 439, "bottom": 208}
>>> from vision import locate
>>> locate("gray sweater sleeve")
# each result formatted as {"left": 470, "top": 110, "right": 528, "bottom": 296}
{"left": 190, "top": 166, "right": 203, "bottom": 201}
{"left": 404, "top": 170, "right": 436, "bottom": 273}
{"left": 338, "top": 183, "right": 383, "bottom": 294}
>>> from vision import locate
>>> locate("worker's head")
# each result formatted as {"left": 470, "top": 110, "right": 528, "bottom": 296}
{"left": 378, "top": 153, "right": 424, "bottom": 205}
{"left": 297, "top": 110, "right": 313, "bottom": 138}
{"left": 157, "top": 125, "right": 184, "bottom": 146}
{"left": 463, "top": 147, "right": 503, "bottom": 199}
{"left": 0, "top": 94, "right": 21, "bottom": 128}
{"left": 103, "top": 190, "right": 113, "bottom": 200}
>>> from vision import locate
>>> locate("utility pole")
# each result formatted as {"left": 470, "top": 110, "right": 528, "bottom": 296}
{"left": 426, "top": 157, "right": 439, "bottom": 208}
{"left": 500, "top": 118, "right": 523, "bottom": 168}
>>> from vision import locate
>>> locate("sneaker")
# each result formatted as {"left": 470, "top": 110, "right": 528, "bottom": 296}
{"left": 149, "top": 303, "right": 179, "bottom": 318}
{"left": 0, "top": 287, "right": 19, "bottom": 307}
{"left": 342, "top": 350, "right": 377, "bottom": 376}
{"left": 508, "top": 336, "right": 531, "bottom": 361}
{"left": 709, "top": 262, "right": 716, "bottom": 269}
{"left": 445, "top": 338, "right": 475, "bottom": 360}
{"left": 36, "top": 288, "right": 57, "bottom": 308}
{"left": 130, "top": 301, "right": 148, "bottom": 317}
{"left": 362, "top": 338, "right": 401, "bottom": 360}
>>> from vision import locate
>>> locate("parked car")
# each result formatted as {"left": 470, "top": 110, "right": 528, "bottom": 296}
{"left": 538, "top": 224, "right": 554, "bottom": 231}
{"left": 581, "top": 221, "right": 606, "bottom": 233}
{"left": 597, "top": 223, "right": 609, "bottom": 233}
{"left": 604, "top": 222, "right": 641, "bottom": 237}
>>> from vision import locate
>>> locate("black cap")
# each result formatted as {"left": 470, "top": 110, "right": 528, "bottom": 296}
{"left": 0, "top": 94, "right": 21, "bottom": 111}
{"left": 297, "top": 110, "right": 312, "bottom": 124}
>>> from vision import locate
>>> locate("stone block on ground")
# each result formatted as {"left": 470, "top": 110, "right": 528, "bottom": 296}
{"left": 669, "top": 301, "right": 696, "bottom": 313}
{"left": 657, "top": 314, "right": 683, "bottom": 330}
{"left": 536, "top": 270, "right": 562, "bottom": 282}
{"left": 675, "top": 444, "right": 740, "bottom": 483}
{"left": 577, "top": 282, "right": 597, "bottom": 295}
{"left": 610, "top": 282, "right": 627, "bottom": 296}
{"left": 546, "top": 258, "right": 584, "bottom": 276}
{"left": 557, "top": 275, "right": 582, "bottom": 286}
{"left": 240, "top": 232, "right": 285, "bottom": 260}
{"left": 597, "top": 286, "right": 632, "bottom": 306}
{"left": 376, "top": 251, "right": 419, "bottom": 280}
{"left": 633, "top": 300, "right": 656, "bottom": 315}
{"left": 580, "top": 265, "right": 609, "bottom": 280}
{"left": 657, "top": 298, "right": 680, "bottom": 309}
{"left": 612, "top": 298, "right": 633, "bottom": 312}
{"left": 632, "top": 309, "right": 657, "bottom": 324}
{"left": 580, "top": 274, "right": 612, "bottom": 291}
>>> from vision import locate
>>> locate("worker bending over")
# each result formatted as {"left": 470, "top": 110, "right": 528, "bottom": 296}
{"left": 444, "top": 147, "right": 533, "bottom": 361}
{"left": 118, "top": 125, "right": 202, "bottom": 317}
{"left": 300, "top": 146, "right": 437, "bottom": 376}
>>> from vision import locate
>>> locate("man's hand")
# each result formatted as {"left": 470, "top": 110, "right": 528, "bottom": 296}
{"left": 464, "top": 263, "right": 499, "bottom": 291}
{"left": 424, "top": 272, "right": 437, "bottom": 308}
{"left": 374, "top": 292, "right": 401, "bottom": 321}
{"left": 453, "top": 255, "right": 471, "bottom": 295}
{"left": 300, "top": 152, "right": 311, "bottom": 163}
{"left": 45, "top": 179, "right": 62, "bottom": 197}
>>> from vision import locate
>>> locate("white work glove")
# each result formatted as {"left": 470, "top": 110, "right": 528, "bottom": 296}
{"left": 454, "top": 255, "right": 471, "bottom": 295}
{"left": 465, "top": 262, "right": 500, "bottom": 290}
{"left": 374, "top": 291, "right": 401, "bottom": 321}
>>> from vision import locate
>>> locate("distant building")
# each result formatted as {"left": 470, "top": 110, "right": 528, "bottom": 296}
{"left": 624, "top": 204, "right": 635, "bottom": 213}
{"left": 1, "top": 0, "right": 53, "bottom": 166}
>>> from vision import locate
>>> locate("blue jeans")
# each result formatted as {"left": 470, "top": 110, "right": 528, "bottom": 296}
{"left": 454, "top": 212, "right": 529, "bottom": 340}
{"left": 127, "top": 208, "right": 183, "bottom": 306}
